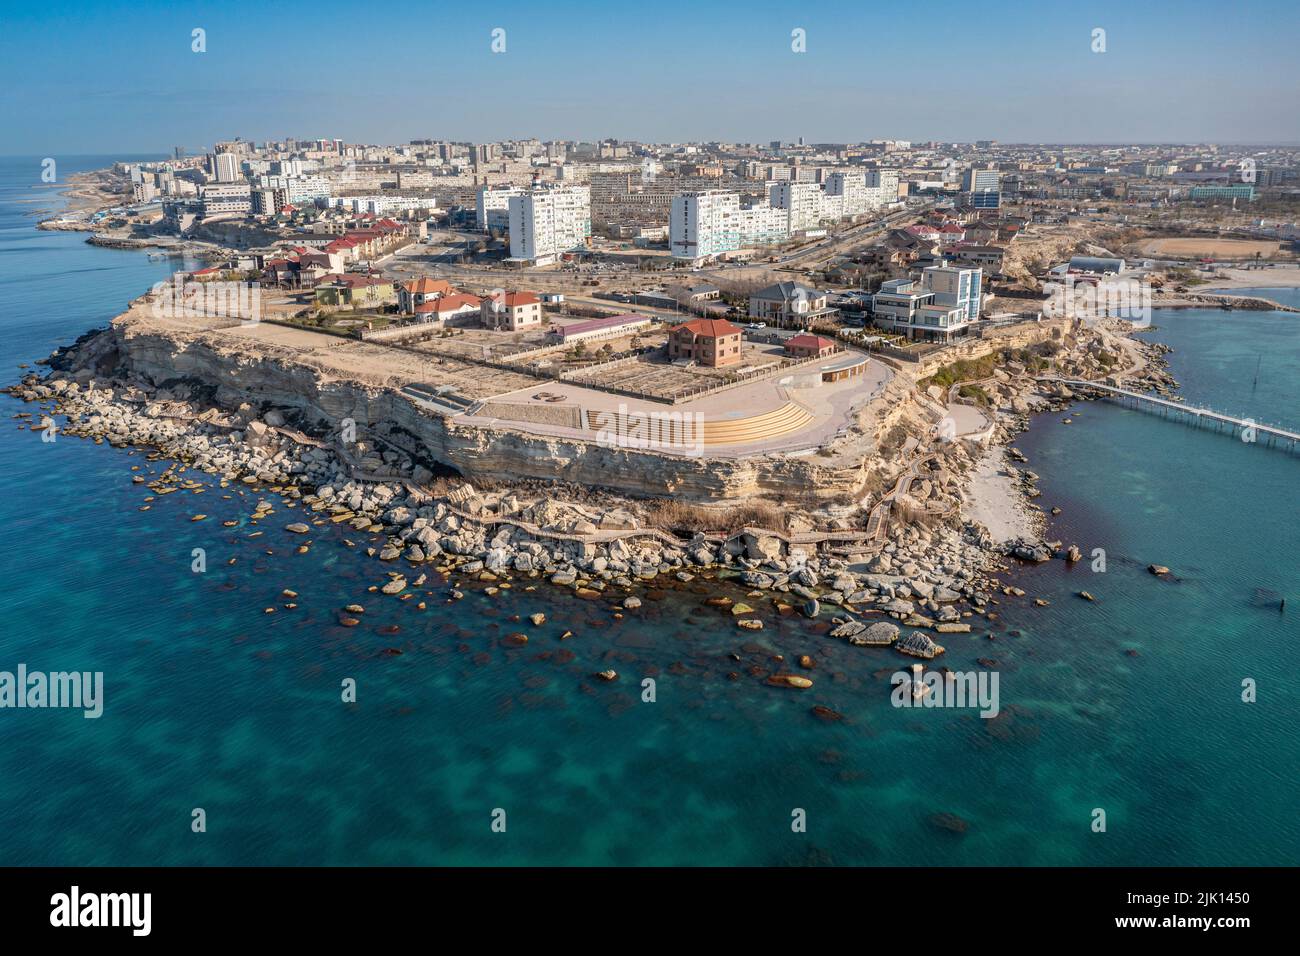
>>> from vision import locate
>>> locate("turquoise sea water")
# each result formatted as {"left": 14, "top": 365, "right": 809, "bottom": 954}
{"left": 0, "top": 156, "right": 1296, "bottom": 866}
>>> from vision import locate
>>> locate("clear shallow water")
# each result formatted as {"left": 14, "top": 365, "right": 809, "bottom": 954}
{"left": 0, "top": 157, "right": 1296, "bottom": 866}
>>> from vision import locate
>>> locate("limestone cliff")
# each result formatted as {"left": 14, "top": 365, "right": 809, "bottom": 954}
{"left": 78, "top": 319, "right": 872, "bottom": 502}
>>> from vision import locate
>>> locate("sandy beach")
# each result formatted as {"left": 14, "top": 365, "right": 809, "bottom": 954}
{"left": 964, "top": 446, "right": 1040, "bottom": 545}
{"left": 27, "top": 169, "right": 128, "bottom": 222}
{"left": 1198, "top": 264, "right": 1300, "bottom": 290}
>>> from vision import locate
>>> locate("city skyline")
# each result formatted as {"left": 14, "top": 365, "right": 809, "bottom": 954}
{"left": 3, "top": 0, "right": 1299, "bottom": 153}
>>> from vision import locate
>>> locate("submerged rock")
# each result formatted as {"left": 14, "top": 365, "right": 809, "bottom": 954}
{"left": 767, "top": 674, "right": 813, "bottom": 689}
{"left": 829, "top": 620, "right": 866, "bottom": 640}
{"left": 929, "top": 812, "right": 969, "bottom": 835}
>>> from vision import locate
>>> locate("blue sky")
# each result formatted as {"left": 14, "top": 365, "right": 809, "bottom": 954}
{"left": 1, "top": 0, "right": 1298, "bottom": 153}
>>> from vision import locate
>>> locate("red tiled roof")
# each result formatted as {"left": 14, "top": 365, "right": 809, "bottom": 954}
{"left": 484, "top": 291, "right": 540, "bottom": 308}
{"left": 403, "top": 277, "right": 452, "bottom": 295}
{"left": 674, "top": 318, "right": 741, "bottom": 338}
{"left": 786, "top": 334, "right": 836, "bottom": 350}
{"left": 433, "top": 293, "right": 482, "bottom": 312}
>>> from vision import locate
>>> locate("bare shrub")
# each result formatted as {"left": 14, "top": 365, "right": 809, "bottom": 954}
{"left": 641, "top": 498, "right": 788, "bottom": 534}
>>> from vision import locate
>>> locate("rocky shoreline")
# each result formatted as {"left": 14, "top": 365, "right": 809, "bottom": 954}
{"left": 4, "top": 317, "right": 1173, "bottom": 664}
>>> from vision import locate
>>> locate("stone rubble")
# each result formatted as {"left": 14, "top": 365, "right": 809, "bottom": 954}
{"left": 4, "top": 316, "right": 1168, "bottom": 657}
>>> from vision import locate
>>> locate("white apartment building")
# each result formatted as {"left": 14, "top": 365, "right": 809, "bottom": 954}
{"left": 286, "top": 176, "right": 331, "bottom": 204}
{"left": 325, "top": 195, "right": 433, "bottom": 216}
{"left": 669, "top": 190, "right": 789, "bottom": 262}
{"left": 199, "top": 182, "right": 251, "bottom": 219}
{"left": 251, "top": 187, "right": 287, "bottom": 216}
{"left": 766, "top": 171, "right": 900, "bottom": 237}
{"left": 476, "top": 185, "right": 524, "bottom": 231}
{"left": 825, "top": 171, "right": 870, "bottom": 216}
{"left": 768, "top": 181, "right": 826, "bottom": 232}
{"left": 866, "top": 169, "right": 900, "bottom": 202}
{"left": 210, "top": 152, "right": 241, "bottom": 183}
{"left": 271, "top": 159, "right": 303, "bottom": 177}
{"left": 507, "top": 184, "right": 591, "bottom": 264}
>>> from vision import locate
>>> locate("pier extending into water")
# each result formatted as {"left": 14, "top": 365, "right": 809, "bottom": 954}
{"left": 1042, "top": 378, "right": 1299, "bottom": 453}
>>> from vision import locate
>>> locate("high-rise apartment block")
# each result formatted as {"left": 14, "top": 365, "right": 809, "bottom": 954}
{"left": 507, "top": 184, "right": 592, "bottom": 264}
{"left": 476, "top": 185, "right": 525, "bottom": 231}
{"left": 669, "top": 190, "right": 789, "bottom": 262}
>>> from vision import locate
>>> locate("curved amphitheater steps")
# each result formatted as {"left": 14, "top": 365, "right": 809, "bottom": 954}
{"left": 583, "top": 401, "right": 814, "bottom": 448}
{"left": 702, "top": 401, "right": 814, "bottom": 445}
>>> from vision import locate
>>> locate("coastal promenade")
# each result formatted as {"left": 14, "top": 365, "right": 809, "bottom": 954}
{"left": 1043, "top": 377, "right": 1300, "bottom": 453}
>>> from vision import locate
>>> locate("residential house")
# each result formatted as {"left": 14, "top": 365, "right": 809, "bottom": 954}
{"left": 481, "top": 291, "right": 543, "bottom": 331}
{"left": 904, "top": 223, "right": 943, "bottom": 242}
{"left": 667, "top": 318, "right": 743, "bottom": 367}
{"left": 313, "top": 274, "right": 396, "bottom": 309}
{"left": 399, "top": 276, "right": 453, "bottom": 314}
{"left": 668, "top": 283, "right": 722, "bottom": 306}
{"left": 748, "top": 281, "right": 836, "bottom": 329}
{"left": 869, "top": 264, "right": 982, "bottom": 342}
{"left": 784, "top": 334, "right": 839, "bottom": 359}
{"left": 943, "top": 245, "right": 1005, "bottom": 274}
{"left": 418, "top": 292, "right": 482, "bottom": 325}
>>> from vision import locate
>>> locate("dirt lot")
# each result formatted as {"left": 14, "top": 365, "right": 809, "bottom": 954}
{"left": 1140, "top": 237, "right": 1282, "bottom": 259}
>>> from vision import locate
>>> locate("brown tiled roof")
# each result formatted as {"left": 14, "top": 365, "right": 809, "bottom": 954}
{"left": 403, "top": 277, "right": 452, "bottom": 295}
{"left": 433, "top": 293, "right": 482, "bottom": 311}
{"left": 675, "top": 318, "right": 741, "bottom": 338}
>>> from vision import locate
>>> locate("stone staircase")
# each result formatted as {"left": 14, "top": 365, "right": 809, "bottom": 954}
{"left": 581, "top": 400, "right": 815, "bottom": 448}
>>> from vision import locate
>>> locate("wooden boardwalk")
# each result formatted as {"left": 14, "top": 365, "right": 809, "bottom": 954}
{"left": 1042, "top": 378, "right": 1299, "bottom": 452}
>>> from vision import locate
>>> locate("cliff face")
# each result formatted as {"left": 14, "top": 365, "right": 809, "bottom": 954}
{"left": 99, "top": 323, "right": 868, "bottom": 502}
